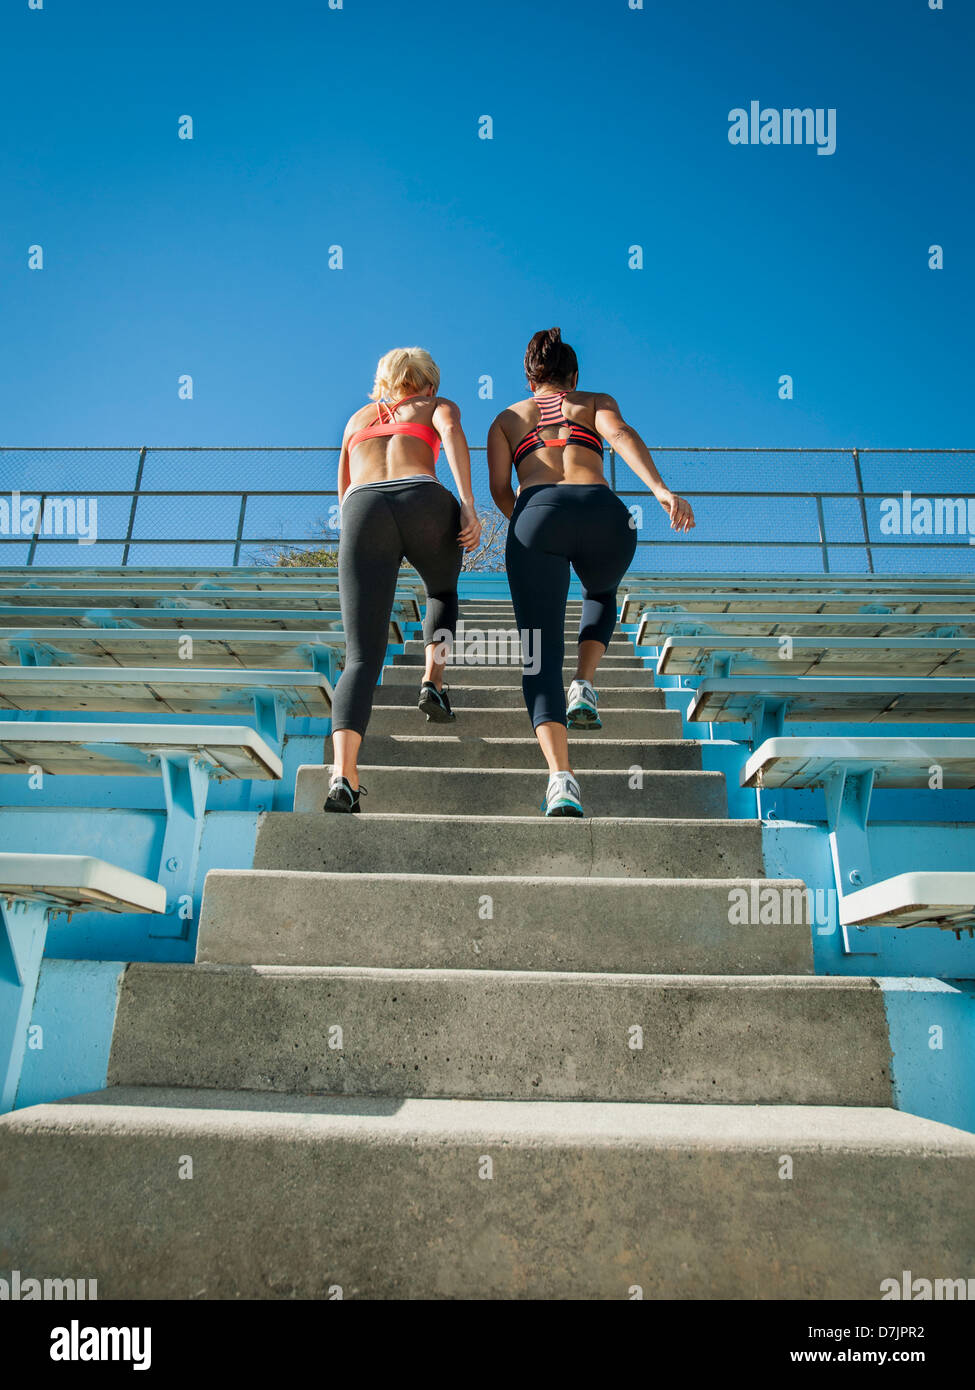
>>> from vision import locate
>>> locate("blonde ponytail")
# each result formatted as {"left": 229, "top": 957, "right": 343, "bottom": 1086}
{"left": 370, "top": 347, "right": 440, "bottom": 402}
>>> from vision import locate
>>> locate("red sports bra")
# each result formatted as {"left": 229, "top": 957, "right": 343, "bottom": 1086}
{"left": 346, "top": 399, "right": 441, "bottom": 463}
{"left": 512, "top": 392, "right": 604, "bottom": 470}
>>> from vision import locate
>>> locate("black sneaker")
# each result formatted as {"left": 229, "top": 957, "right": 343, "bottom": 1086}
{"left": 418, "top": 680, "right": 456, "bottom": 723}
{"left": 324, "top": 775, "right": 366, "bottom": 813}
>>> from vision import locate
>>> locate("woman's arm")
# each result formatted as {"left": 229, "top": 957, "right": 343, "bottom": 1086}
{"left": 487, "top": 416, "right": 517, "bottom": 519}
{"left": 433, "top": 397, "right": 481, "bottom": 550}
{"left": 594, "top": 394, "right": 695, "bottom": 532}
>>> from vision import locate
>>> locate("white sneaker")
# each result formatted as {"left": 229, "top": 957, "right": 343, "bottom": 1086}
{"left": 543, "top": 771, "right": 584, "bottom": 818}
{"left": 567, "top": 678, "right": 601, "bottom": 729}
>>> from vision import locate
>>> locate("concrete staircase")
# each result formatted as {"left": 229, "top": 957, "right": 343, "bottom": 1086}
{"left": 2, "top": 598, "right": 974, "bottom": 1299}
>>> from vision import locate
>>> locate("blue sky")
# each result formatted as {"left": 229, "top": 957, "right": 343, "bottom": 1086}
{"left": 1, "top": 0, "right": 972, "bottom": 487}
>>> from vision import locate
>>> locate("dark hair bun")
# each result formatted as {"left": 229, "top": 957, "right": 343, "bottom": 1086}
{"left": 524, "top": 327, "right": 579, "bottom": 387}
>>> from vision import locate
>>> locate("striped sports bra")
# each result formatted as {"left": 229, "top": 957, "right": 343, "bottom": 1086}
{"left": 512, "top": 392, "right": 604, "bottom": 471}
{"left": 346, "top": 399, "right": 441, "bottom": 463}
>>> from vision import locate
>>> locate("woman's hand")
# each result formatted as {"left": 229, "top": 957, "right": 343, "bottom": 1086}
{"left": 657, "top": 489, "right": 695, "bottom": 533}
{"left": 458, "top": 502, "right": 482, "bottom": 551}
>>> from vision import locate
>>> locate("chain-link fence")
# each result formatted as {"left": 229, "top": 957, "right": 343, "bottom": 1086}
{"left": 1, "top": 446, "right": 973, "bottom": 573}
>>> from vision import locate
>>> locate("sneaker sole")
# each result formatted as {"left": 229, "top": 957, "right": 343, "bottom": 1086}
{"left": 567, "top": 708, "right": 601, "bottom": 730}
{"left": 545, "top": 804, "right": 585, "bottom": 818}
{"left": 323, "top": 801, "right": 360, "bottom": 814}
{"left": 418, "top": 694, "right": 456, "bottom": 724}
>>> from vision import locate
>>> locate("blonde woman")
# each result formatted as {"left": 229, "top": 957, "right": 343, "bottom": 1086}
{"left": 325, "top": 347, "right": 481, "bottom": 812}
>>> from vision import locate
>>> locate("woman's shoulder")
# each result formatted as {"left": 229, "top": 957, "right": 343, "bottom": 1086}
{"left": 345, "top": 401, "right": 378, "bottom": 432}
{"left": 498, "top": 395, "right": 534, "bottom": 418}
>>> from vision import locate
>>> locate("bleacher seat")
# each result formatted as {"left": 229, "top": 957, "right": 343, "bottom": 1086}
{"left": 1, "top": 852, "right": 165, "bottom": 1110}
{"left": 741, "top": 737, "right": 975, "bottom": 934}
{"left": 0, "top": 852, "right": 167, "bottom": 915}
{"left": 0, "top": 604, "right": 402, "bottom": 642}
{"left": 620, "top": 577, "right": 975, "bottom": 620}
{"left": 657, "top": 635, "right": 975, "bottom": 678}
{"left": 0, "top": 585, "right": 420, "bottom": 624}
{"left": 0, "top": 722, "right": 283, "bottom": 780}
{"left": 686, "top": 676, "right": 975, "bottom": 736}
{"left": 633, "top": 600, "right": 975, "bottom": 637}
{"left": 0, "top": 627, "right": 348, "bottom": 676}
{"left": 0, "top": 667, "right": 332, "bottom": 751}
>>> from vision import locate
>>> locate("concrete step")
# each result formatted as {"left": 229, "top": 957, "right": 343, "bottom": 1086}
{"left": 428, "top": 626, "right": 630, "bottom": 642}
{"left": 382, "top": 664, "right": 653, "bottom": 688}
{"left": 372, "top": 684, "right": 665, "bottom": 708}
{"left": 398, "top": 644, "right": 645, "bottom": 666}
{"left": 351, "top": 735, "right": 702, "bottom": 770}
{"left": 253, "top": 813, "right": 766, "bottom": 878}
{"left": 197, "top": 870, "right": 813, "bottom": 973}
{"left": 106, "top": 965, "right": 891, "bottom": 1106}
{"left": 295, "top": 764, "right": 727, "bottom": 818}
{"left": 364, "top": 705, "right": 683, "bottom": 738}
{"left": 458, "top": 607, "right": 586, "bottom": 618}
{"left": 4, "top": 1090, "right": 973, "bottom": 1298}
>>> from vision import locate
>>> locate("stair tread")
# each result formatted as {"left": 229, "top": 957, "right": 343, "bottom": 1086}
{"left": 8, "top": 1089, "right": 975, "bottom": 1152}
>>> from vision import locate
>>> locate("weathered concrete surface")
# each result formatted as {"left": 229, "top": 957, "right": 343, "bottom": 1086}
{"left": 350, "top": 734, "right": 702, "bottom": 770}
{"left": 252, "top": 813, "right": 766, "bottom": 878}
{"left": 365, "top": 705, "right": 683, "bottom": 738}
{"left": 196, "top": 870, "right": 813, "bottom": 974}
{"left": 397, "top": 645, "right": 645, "bottom": 666}
{"left": 3, "top": 1090, "right": 973, "bottom": 1299}
{"left": 382, "top": 663, "right": 653, "bottom": 686}
{"left": 372, "top": 683, "right": 665, "bottom": 708}
{"left": 293, "top": 764, "right": 727, "bottom": 818}
{"left": 107, "top": 964, "right": 890, "bottom": 1105}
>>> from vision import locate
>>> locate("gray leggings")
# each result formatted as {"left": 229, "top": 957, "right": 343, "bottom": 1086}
{"left": 331, "top": 479, "right": 462, "bottom": 736}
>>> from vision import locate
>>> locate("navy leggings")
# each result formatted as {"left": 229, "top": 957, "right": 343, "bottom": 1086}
{"left": 332, "top": 479, "right": 461, "bottom": 736}
{"left": 506, "top": 483, "right": 637, "bottom": 729}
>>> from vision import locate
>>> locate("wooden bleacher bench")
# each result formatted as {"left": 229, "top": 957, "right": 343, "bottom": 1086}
{"left": 0, "top": 722, "right": 283, "bottom": 780}
{"left": 619, "top": 577, "right": 975, "bottom": 620}
{"left": 686, "top": 675, "right": 975, "bottom": 738}
{"left": 0, "top": 567, "right": 428, "bottom": 606}
{"left": 0, "top": 585, "right": 421, "bottom": 624}
{"left": 0, "top": 852, "right": 167, "bottom": 1111}
{"left": 628, "top": 595, "right": 975, "bottom": 628}
{"left": 657, "top": 635, "right": 975, "bottom": 679}
{"left": 620, "top": 573, "right": 975, "bottom": 587}
{"left": 0, "top": 604, "right": 402, "bottom": 643}
{"left": 0, "top": 574, "right": 347, "bottom": 592}
{"left": 0, "top": 720, "right": 286, "bottom": 1017}
{"left": 0, "top": 627, "right": 348, "bottom": 676}
{"left": 637, "top": 610, "right": 975, "bottom": 646}
{"left": 740, "top": 736, "right": 975, "bottom": 935}
{"left": 0, "top": 667, "right": 332, "bottom": 743}
{"left": 742, "top": 736, "right": 975, "bottom": 791}
{"left": 0, "top": 852, "right": 167, "bottom": 915}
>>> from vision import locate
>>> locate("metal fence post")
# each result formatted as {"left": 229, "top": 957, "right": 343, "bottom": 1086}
{"left": 814, "top": 494, "right": 830, "bottom": 574}
{"left": 121, "top": 447, "right": 148, "bottom": 567}
{"left": 851, "top": 448, "right": 875, "bottom": 573}
{"left": 232, "top": 494, "right": 248, "bottom": 567}
{"left": 25, "top": 493, "right": 46, "bottom": 567}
